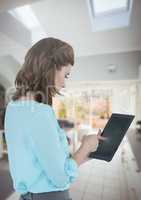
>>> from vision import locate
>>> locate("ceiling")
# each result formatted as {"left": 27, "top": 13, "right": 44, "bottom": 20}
{"left": 0, "top": 0, "right": 141, "bottom": 58}
{"left": 0, "top": 0, "right": 141, "bottom": 87}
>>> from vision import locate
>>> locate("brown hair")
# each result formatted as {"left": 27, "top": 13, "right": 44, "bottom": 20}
{"left": 12, "top": 37, "right": 74, "bottom": 105}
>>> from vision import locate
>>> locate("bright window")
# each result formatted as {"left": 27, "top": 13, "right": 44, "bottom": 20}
{"left": 93, "top": 0, "right": 129, "bottom": 16}
{"left": 9, "top": 5, "right": 40, "bottom": 29}
{"left": 87, "top": 0, "right": 132, "bottom": 31}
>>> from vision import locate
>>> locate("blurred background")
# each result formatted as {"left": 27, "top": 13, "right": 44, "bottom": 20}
{"left": 0, "top": 0, "right": 141, "bottom": 199}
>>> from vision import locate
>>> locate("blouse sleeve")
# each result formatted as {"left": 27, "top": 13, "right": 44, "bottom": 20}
{"left": 28, "top": 105, "right": 79, "bottom": 188}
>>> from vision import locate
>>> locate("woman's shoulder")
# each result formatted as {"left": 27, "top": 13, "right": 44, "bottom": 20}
{"left": 6, "top": 100, "right": 53, "bottom": 114}
{"left": 35, "top": 101, "right": 53, "bottom": 113}
{"left": 30, "top": 101, "right": 56, "bottom": 120}
{"left": 31, "top": 102, "right": 57, "bottom": 126}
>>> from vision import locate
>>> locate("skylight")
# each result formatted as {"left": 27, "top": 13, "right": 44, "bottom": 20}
{"left": 87, "top": 0, "right": 132, "bottom": 32}
{"left": 8, "top": 5, "right": 47, "bottom": 44}
{"left": 9, "top": 5, "right": 40, "bottom": 29}
{"left": 94, "top": 0, "right": 129, "bottom": 16}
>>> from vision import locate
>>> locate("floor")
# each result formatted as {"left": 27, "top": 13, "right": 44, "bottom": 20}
{"left": 1, "top": 132, "right": 141, "bottom": 200}
{"left": 69, "top": 136, "right": 141, "bottom": 200}
{"left": 127, "top": 130, "right": 141, "bottom": 171}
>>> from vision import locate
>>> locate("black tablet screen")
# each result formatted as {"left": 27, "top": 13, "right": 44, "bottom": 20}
{"left": 89, "top": 113, "right": 135, "bottom": 162}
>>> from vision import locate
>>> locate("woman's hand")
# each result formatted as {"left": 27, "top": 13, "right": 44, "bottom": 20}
{"left": 72, "top": 129, "right": 107, "bottom": 166}
{"left": 81, "top": 129, "right": 106, "bottom": 155}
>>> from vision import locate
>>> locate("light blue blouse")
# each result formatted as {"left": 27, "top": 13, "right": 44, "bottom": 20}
{"left": 4, "top": 100, "right": 78, "bottom": 194}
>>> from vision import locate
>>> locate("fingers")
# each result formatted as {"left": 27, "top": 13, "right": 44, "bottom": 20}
{"left": 97, "top": 135, "right": 107, "bottom": 141}
{"left": 97, "top": 129, "right": 107, "bottom": 141}
{"left": 97, "top": 129, "right": 102, "bottom": 136}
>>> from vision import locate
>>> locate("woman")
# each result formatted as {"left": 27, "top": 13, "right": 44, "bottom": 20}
{"left": 4, "top": 38, "right": 105, "bottom": 200}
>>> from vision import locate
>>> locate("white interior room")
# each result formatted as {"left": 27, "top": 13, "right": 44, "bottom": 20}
{"left": 0, "top": 0, "right": 141, "bottom": 200}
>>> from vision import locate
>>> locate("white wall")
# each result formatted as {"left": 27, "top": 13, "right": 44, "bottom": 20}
{"left": 70, "top": 51, "right": 141, "bottom": 82}
{"left": 0, "top": 55, "right": 20, "bottom": 89}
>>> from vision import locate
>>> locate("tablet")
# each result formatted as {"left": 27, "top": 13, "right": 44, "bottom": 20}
{"left": 88, "top": 113, "right": 135, "bottom": 162}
